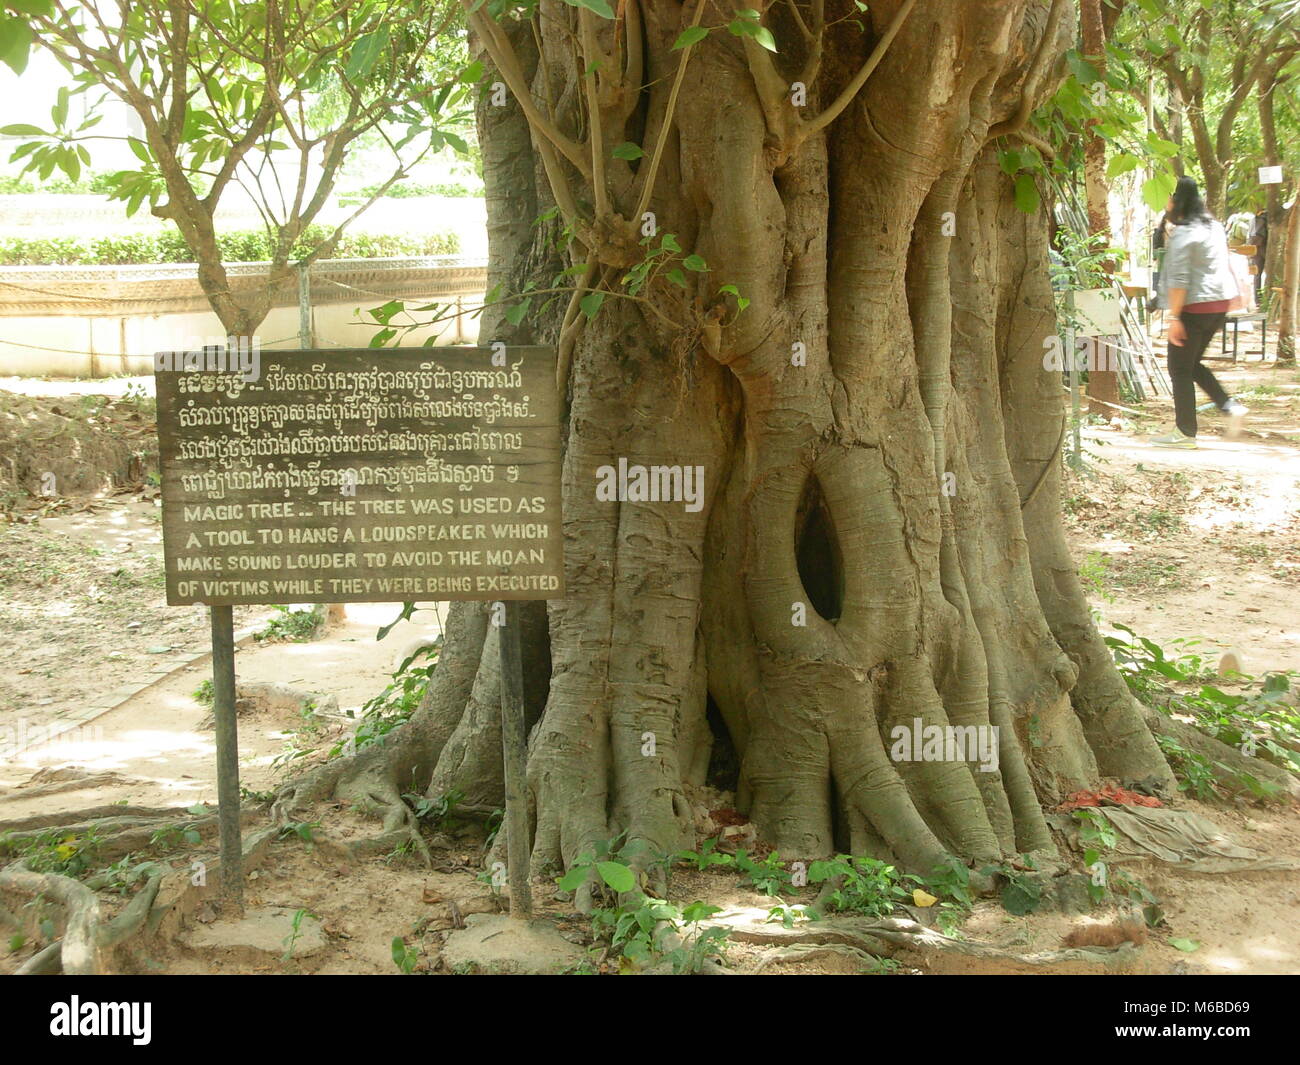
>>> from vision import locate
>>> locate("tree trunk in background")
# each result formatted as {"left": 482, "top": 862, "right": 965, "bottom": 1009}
{"left": 1280, "top": 197, "right": 1300, "bottom": 362}
{"left": 282, "top": 0, "right": 1182, "bottom": 878}
{"left": 1258, "top": 66, "right": 1288, "bottom": 311}
{"left": 1081, "top": 0, "right": 1120, "bottom": 416}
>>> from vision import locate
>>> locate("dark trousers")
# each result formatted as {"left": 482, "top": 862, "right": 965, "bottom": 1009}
{"left": 1167, "top": 311, "right": 1229, "bottom": 436}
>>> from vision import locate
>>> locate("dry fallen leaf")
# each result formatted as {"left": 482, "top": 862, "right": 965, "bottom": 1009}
{"left": 912, "top": 888, "right": 938, "bottom": 907}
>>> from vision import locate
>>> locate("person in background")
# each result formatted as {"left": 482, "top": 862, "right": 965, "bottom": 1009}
{"left": 1147, "top": 208, "right": 1173, "bottom": 313}
{"left": 1251, "top": 210, "right": 1268, "bottom": 299}
{"left": 1151, "top": 177, "right": 1249, "bottom": 449}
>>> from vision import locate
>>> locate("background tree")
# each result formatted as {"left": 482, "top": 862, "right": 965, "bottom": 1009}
{"left": 1080, "top": 0, "right": 1125, "bottom": 413}
{"left": 0, "top": 0, "right": 472, "bottom": 336}
{"left": 1137, "top": 0, "right": 1299, "bottom": 218}
{"left": 281, "top": 0, "right": 1288, "bottom": 886}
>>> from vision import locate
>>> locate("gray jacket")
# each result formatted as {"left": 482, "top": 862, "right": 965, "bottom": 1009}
{"left": 1159, "top": 218, "right": 1237, "bottom": 308}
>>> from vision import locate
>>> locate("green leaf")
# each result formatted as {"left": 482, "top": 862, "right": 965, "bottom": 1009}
{"left": 728, "top": 16, "right": 777, "bottom": 52}
{"left": 1106, "top": 154, "right": 1140, "bottom": 180}
{"left": 612, "top": 141, "right": 644, "bottom": 161}
{"left": 345, "top": 27, "right": 390, "bottom": 81}
{"left": 681, "top": 900, "right": 722, "bottom": 922}
{"left": 556, "top": 866, "right": 589, "bottom": 892}
{"left": 998, "top": 148, "right": 1021, "bottom": 176}
{"left": 0, "top": 123, "right": 45, "bottom": 137}
{"left": 504, "top": 298, "right": 531, "bottom": 326}
{"left": 51, "top": 86, "right": 69, "bottom": 129}
{"left": 1014, "top": 172, "right": 1040, "bottom": 214}
{"left": 459, "top": 59, "right": 485, "bottom": 84}
{"left": 682, "top": 253, "right": 708, "bottom": 271}
{"left": 1141, "top": 172, "right": 1175, "bottom": 213}
{"left": 659, "top": 233, "right": 681, "bottom": 253}
{"left": 666, "top": 268, "right": 687, "bottom": 288}
{"left": 579, "top": 290, "right": 606, "bottom": 320}
{"left": 1168, "top": 937, "right": 1200, "bottom": 952}
{"left": 596, "top": 861, "right": 636, "bottom": 893}
{"left": 0, "top": 16, "right": 33, "bottom": 76}
{"left": 999, "top": 878, "right": 1041, "bottom": 916}
{"left": 673, "top": 26, "right": 709, "bottom": 50}
{"left": 369, "top": 299, "right": 404, "bottom": 326}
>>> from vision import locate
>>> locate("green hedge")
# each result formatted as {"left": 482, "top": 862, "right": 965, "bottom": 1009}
{"left": 0, "top": 224, "right": 460, "bottom": 266}
{"left": 347, "top": 180, "right": 483, "bottom": 200}
{"left": 0, "top": 172, "right": 120, "bottom": 195}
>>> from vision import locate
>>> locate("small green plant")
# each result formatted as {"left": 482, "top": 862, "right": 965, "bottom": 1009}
{"left": 676, "top": 837, "right": 734, "bottom": 872}
{"left": 333, "top": 645, "right": 438, "bottom": 758}
{"left": 559, "top": 843, "right": 730, "bottom": 974}
{"left": 277, "top": 820, "right": 320, "bottom": 845}
{"left": 240, "top": 786, "right": 277, "bottom": 805}
{"left": 281, "top": 908, "right": 316, "bottom": 961}
{"left": 765, "top": 903, "right": 815, "bottom": 929}
{"left": 404, "top": 789, "right": 464, "bottom": 830}
{"left": 384, "top": 839, "right": 416, "bottom": 865}
{"left": 807, "top": 855, "right": 919, "bottom": 917}
{"left": 1078, "top": 551, "right": 1114, "bottom": 604}
{"left": 1107, "top": 624, "right": 1298, "bottom": 794}
{"left": 484, "top": 808, "right": 504, "bottom": 850}
{"left": 979, "top": 858, "right": 1042, "bottom": 916}
{"left": 8, "top": 933, "right": 26, "bottom": 952}
{"left": 1072, "top": 809, "right": 1163, "bottom": 925}
{"left": 95, "top": 854, "right": 159, "bottom": 896}
{"left": 255, "top": 605, "right": 325, "bottom": 643}
{"left": 392, "top": 936, "right": 420, "bottom": 974}
{"left": 734, "top": 848, "right": 794, "bottom": 896}
{"left": 921, "top": 858, "right": 976, "bottom": 934}
{"left": 1, "top": 827, "right": 104, "bottom": 876}
{"left": 148, "top": 823, "right": 202, "bottom": 852}
{"left": 192, "top": 679, "right": 214, "bottom": 706}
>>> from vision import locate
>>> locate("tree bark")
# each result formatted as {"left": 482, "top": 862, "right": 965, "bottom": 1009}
{"left": 282, "top": 0, "right": 1199, "bottom": 879}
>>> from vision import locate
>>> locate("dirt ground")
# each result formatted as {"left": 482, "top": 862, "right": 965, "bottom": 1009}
{"left": 0, "top": 361, "right": 1298, "bottom": 975}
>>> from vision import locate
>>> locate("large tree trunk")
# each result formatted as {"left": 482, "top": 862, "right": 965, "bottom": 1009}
{"left": 283, "top": 0, "right": 1180, "bottom": 877}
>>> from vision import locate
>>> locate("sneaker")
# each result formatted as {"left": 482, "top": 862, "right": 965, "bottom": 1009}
{"left": 1222, "top": 399, "right": 1248, "bottom": 438}
{"left": 1150, "top": 429, "right": 1197, "bottom": 449}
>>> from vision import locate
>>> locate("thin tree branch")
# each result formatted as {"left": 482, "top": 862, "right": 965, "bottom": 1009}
{"left": 803, "top": 0, "right": 917, "bottom": 137}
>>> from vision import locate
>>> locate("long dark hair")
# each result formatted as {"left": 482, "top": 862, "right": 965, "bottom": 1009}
{"left": 1170, "top": 176, "right": 1213, "bottom": 226}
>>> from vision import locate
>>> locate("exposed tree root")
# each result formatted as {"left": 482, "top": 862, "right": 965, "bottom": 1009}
{"left": 725, "top": 914, "right": 1138, "bottom": 972}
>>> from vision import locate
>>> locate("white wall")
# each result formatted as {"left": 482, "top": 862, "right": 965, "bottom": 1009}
{"left": 0, "top": 296, "right": 484, "bottom": 378}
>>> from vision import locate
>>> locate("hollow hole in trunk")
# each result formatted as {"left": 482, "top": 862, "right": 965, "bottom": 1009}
{"left": 520, "top": 600, "right": 552, "bottom": 734}
{"left": 795, "top": 474, "right": 844, "bottom": 622}
{"left": 704, "top": 693, "right": 740, "bottom": 794}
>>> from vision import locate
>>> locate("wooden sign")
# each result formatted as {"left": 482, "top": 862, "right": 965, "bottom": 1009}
{"left": 155, "top": 346, "right": 564, "bottom": 605}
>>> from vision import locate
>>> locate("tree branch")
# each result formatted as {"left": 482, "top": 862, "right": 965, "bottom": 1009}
{"left": 803, "top": 0, "right": 917, "bottom": 137}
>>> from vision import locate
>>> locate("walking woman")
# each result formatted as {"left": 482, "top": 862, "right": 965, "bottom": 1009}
{"left": 1152, "top": 177, "right": 1248, "bottom": 449}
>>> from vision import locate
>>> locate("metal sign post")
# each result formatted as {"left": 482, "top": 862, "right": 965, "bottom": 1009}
{"left": 209, "top": 604, "right": 243, "bottom": 911}
{"left": 498, "top": 600, "right": 533, "bottom": 919}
